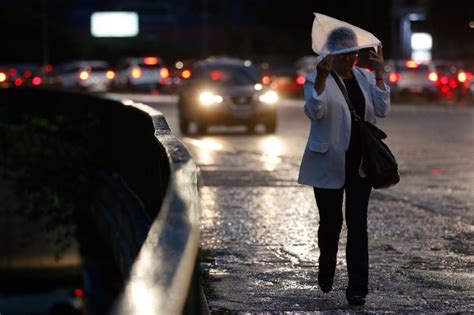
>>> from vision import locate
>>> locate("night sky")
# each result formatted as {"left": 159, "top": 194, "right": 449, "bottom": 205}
{"left": 0, "top": 0, "right": 472, "bottom": 64}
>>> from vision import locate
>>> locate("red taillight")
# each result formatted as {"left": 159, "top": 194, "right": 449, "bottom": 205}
{"left": 449, "top": 79, "right": 457, "bottom": 89}
{"left": 131, "top": 67, "right": 141, "bottom": 78}
{"left": 428, "top": 72, "right": 438, "bottom": 82}
{"left": 181, "top": 69, "right": 191, "bottom": 79}
{"left": 0, "top": 72, "right": 6, "bottom": 82}
{"left": 24, "top": 70, "right": 32, "bottom": 78}
{"left": 262, "top": 75, "right": 271, "bottom": 85}
{"left": 296, "top": 75, "right": 305, "bottom": 85}
{"left": 15, "top": 78, "right": 23, "bottom": 86}
{"left": 210, "top": 70, "right": 222, "bottom": 81}
{"left": 160, "top": 67, "right": 169, "bottom": 78}
{"left": 441, "top": 85, "right": 450, "bottom": 94}
{"left": 9, "top": 68, "right": 16, "bottom": 76}
{"left": 32, "top": 76, "right": 42, "bottom": 85}
{"left": 79, "top": 71, "right": 89, "bottom": 81}
{"left": 389, "top": 72, "right": 400, "bottom": 83}
{"left": 463, "top": 72, "right": 473, "bottom": 87}
{"left": 73, "top": 288, "right": 84, "bottom": 298}
{"left": 106, "top": 70, "right": 115, "bottom": 79}
{"left": 440, "top": 76, "right": 448, "bottom": 85}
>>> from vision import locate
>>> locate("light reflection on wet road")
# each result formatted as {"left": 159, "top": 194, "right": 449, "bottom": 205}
{"left": 128, "top": 94, "right": 473, "bottom": 313}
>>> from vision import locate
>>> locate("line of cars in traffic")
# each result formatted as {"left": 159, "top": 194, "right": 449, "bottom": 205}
{"left": 0, "top": 57, "right": 174, "bottom": 93}
{"left": 382, "top": 59, "right": 473, "bottom": 102}
{"left": 2, "top": 55, "right": 472, "bottom": 136}
{"left": 0, "top": 56, "right": 283, "bottom": 134}
{"left": 2, "top": 55, "right": 473, "bottom": 104}
{"left": 0, "top": 55, "right": 313, "bottom": 97}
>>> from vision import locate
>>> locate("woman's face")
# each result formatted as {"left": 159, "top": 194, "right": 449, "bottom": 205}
{"left": 333, "top": 50, "right": 359, "bottom": 72}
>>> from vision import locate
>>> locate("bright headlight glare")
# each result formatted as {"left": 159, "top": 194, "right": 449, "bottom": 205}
{"left": 214, "top": 95, "right": 223, "bottom": 103}
{"left": 199, "top": 91, "right": 214, "bottom": 105}
{"left": 199, "top": 91, "right": 223, "bottom": 106}
{"left": 259, "top": 91, "right": 279, "bottom": 104}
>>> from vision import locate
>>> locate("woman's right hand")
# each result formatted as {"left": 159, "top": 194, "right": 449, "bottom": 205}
{"left": 314, "top": 54, "right": 334, "bottom": 95}
{"left": 316, "top": 54, "right": 334, "bottom": 78}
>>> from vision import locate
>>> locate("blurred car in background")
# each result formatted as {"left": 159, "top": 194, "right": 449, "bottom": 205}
{"left": 0, "top": 67, "right": 11, "bottom": 88}
{"left": 294, "top": 55, "right": 319, "bottom": 80}
{"left": 428, "top": 60, "right": 465, "bottom": 101}
{"left": 113, "top": 56, "right": 171, "bottom": 92}
{"left": 171, "top": 59, "right": 196, "bottom": 85}
{"left": 178, "top": 57, "right": 279, "bottom": 134}
{"left": 0, "top": 286, "right": 84, "bottom": 315}
{"left": 15, "top": 64, "right": 44, "bottom": 88}
{"left": 167, "top": 58, "right": 197, "bottom": 94}
{"left": 262, "top": 66, "right": 304, "bottom": 98}
{"left": 384, "top": 59, "right": 437, "bottom": 100}
{"left": 460, "top": 64, "right": 474, "bottom": 102}
{"left": 0, "top": 64, "right": 44, "bottom": 88}
{"left": 449, "top": 62, "right": 472, "bottom": 102}
{"left": 55, "top": 60, "right": 114, "bottom": 92}
{"left": 41, "top": 64, "right": 63, "bottom": 89}
{"left": 255, "top": 58, "right": 304, "bottom": 98}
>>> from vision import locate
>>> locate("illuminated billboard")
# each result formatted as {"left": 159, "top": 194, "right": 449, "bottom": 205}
{"left": 91, "top": 12, "right": 139, "bottom": 37}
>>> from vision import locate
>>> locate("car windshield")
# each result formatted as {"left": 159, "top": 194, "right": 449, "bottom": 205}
{"left": 194, "top": 65, "right": 259, "bottom": 86}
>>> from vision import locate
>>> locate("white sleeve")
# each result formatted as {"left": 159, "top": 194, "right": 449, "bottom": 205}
{"left": 360, "top": 68, "right": 391, "bottom": 117}
{"left": 303, "top": 71, "right": 328, "bottom": 120}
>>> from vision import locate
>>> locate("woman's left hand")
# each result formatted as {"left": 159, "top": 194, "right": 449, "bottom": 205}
{"left": 369, "top": 46, "right": 385, "bottom": 78}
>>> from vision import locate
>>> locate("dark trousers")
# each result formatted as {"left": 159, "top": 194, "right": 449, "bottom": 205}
{"left": 313, "top": 174, "right": 371, "bottom": 297}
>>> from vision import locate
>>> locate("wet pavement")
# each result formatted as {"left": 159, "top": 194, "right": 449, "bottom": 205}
{"left": 124, "top": 94, "right": 474, "bottom": 314}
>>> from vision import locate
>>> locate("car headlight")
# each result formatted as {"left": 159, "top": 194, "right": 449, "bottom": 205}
{"left": 199, "top": 91, "right": 223, "bottom": 107}
{"left": 259, "top": 90, "right": 279, "bottom": 105}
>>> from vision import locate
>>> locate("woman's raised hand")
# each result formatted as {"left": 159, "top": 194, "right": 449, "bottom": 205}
{"left": 369, "top": 46, "right": 385, "bottom": 78}
{"left": 314, "top": 54, "right": 334, "bottom": 94}
{"left": 316, "top": 54, "right": 334, "bottom": 78}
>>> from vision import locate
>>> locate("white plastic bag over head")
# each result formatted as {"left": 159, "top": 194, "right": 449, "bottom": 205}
{"left": 311, "top": 13, "right": 381, "bottom": 57}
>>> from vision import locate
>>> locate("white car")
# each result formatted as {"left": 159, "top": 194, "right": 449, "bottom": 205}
{"left": 56, "top": 60, "right": 115, "bottom": 92}
{"left": 113, "top": 56, "right": 171, "bottom": 91}
{"left": 384, "top": 59, "right": 437, "bottom": 99}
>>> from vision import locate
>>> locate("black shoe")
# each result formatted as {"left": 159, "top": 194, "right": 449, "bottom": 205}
{"left": 347, "top": 295, "right": 366, "bottom": 306}
{"left": 318, "top": 281, "right": 333, "bottom": 293}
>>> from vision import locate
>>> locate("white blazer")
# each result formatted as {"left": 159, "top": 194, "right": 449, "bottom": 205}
{"left": 298, "top": 67, "right": 391, "bottom": 189}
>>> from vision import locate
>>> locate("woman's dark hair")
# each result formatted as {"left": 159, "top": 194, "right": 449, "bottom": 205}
{"left": 327, "top": 27, "right": 358, "bottom": 52}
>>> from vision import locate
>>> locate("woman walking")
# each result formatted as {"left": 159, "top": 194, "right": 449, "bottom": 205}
{"left": 298, "top": 26, "right": 390, "bottom": 306}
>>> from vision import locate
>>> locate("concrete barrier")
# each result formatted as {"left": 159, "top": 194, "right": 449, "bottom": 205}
{"left": 0, "top": 88, "right": 205, "bottom": 315}
{"left": 111, "top": 100, "right": 203, "bottom": 315}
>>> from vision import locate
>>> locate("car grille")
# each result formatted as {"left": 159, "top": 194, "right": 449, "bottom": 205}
{"left": 231, "top": 95, "right": 253, "bottom": 105}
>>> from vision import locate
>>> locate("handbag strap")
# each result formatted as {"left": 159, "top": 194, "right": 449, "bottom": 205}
{"left": 329, "top": 70, "right": 362, "bottom": 122}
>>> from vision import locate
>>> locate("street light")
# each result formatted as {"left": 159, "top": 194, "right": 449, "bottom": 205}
{"left": 411, "top": 32, "right": 432, "bottom": 63}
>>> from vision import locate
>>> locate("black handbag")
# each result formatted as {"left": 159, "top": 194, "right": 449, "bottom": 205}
{"left": 330, "top": 70, "right": 400, "bottom": 189}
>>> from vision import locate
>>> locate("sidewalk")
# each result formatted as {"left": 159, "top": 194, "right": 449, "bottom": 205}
{"left": 198, "top": 152, "right": 473, "bottom": 313}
